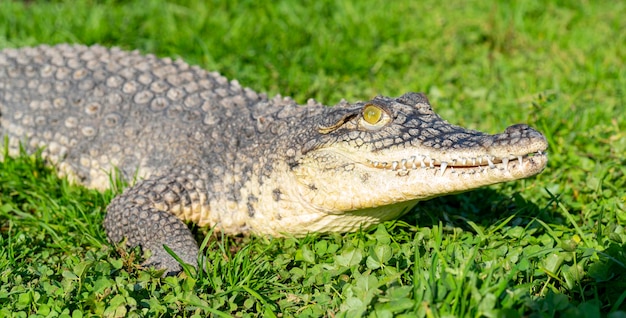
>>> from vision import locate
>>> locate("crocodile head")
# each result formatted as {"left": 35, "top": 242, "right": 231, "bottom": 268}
{"left": 282, "top": 92, "right": 548, "bottom": 233}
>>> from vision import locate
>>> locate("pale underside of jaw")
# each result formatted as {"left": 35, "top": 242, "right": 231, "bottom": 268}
{"left": 365, "top": 151, "right": 547, "bottom": 176}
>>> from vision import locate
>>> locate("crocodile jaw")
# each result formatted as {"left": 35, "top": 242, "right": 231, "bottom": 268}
{"left": 294, "top": 147, "right": 547, "bottom": 215}
{"left": 239, "top": 148, "right": 546, "bottom": 237}
{"left": 272, "top": 148, "right": 547, "bottom": 234}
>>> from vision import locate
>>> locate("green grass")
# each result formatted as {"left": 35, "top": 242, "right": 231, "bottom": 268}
{"left": 1, "top": 0, "right": 625, "bottom": 316}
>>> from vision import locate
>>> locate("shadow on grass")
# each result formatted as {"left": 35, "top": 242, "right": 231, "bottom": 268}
{"left": 403, "top": 187, "right": 544, "bottom": 231}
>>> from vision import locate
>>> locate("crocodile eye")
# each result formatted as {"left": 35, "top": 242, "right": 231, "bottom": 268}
{"left": 363, "top": 105, "right": 383, "bottom": 124}
{"left": 360, "top": 104, "right": 390, "bottom": 130}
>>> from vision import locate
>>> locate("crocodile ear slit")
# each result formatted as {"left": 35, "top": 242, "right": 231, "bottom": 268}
{"left": 317, "top": 113, "right": 357, "bottom": 134}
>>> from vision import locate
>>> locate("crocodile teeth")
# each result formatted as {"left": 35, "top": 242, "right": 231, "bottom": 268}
{"left": 502, "top": 157, "right": 509, "bottom": 170}
{"left": 369, "top": 153, "right": 536, "bottom": 172}
{"left": 391, "top": 161, "right": 399, "bottom": 171}
{"left": 440, "top": 162, "right": 448, "bottom": 175}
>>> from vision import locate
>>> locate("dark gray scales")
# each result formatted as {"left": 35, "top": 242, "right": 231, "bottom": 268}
{"left": 0, "top": 44, "right": 312, "bottom": 274}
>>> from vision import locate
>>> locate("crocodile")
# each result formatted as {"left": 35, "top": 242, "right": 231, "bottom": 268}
{"left": 0, "top": 44, "right": 548, "bottom": 275}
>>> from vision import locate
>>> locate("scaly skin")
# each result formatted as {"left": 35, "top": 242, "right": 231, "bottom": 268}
{"left": 0, "top": 44, "right": 548, "bottom": 275}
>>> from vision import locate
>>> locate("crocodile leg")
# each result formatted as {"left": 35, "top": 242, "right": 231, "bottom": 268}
{"left": 103, "top": 166, "right": 211, "bottom": 275}
{"left": 105, "top": 202, "right": 199, "bottom": 275}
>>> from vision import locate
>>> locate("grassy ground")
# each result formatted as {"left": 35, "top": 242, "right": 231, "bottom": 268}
{"left": 1, "top": 0, "right": 625, "bottom": 316}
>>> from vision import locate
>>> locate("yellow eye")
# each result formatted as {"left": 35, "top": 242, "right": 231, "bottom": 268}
{"left": 363, "top": 105, "right": 383, "bottom": 125}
